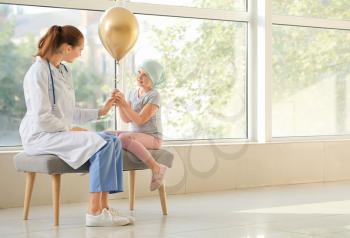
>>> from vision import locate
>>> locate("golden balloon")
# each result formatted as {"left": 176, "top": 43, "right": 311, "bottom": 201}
{"left": 98, "top": 7, "right": 139, "bottom": 61}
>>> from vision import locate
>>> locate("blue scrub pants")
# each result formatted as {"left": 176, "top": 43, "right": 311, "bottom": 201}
{"left": 89, "top": 132, "right": 123, "bottom": 194}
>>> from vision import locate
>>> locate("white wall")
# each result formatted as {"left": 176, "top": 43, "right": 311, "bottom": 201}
{"left": 2, "top": 141, "right": 350, "bottom": 208}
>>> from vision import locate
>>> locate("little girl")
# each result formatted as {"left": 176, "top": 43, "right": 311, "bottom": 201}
{"left": 115, "top": 59, "right": 167, "bottom": 191}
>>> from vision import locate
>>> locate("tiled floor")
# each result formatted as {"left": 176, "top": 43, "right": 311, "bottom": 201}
{"left": 3, "top": 181, "right": 350, "bottom": 237}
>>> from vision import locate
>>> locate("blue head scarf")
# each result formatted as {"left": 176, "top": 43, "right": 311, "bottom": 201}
{"left": 138, "top": 59, "right": 166, "bottom": 89}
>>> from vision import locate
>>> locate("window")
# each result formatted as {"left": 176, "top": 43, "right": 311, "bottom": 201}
{"left": 123, "top": 15, "right": 247, "bottom": 140}
{"left": 271, "top": 0, "right": 350, "bottom": 138}
{"left": 0, "top": 5, "right": 114, "bottom": 146}
{"left": 6, "top": 0, "right": 348, "bottom": 144}
{"left": 272, "top": 25, "right": 350, "bottom": 137}
{"left": 0, "top": 2, "right": 247, "bottom": 146}
{"left": 130, "top": 0, "right": 247, "bottom": 11}
{"left": 272, "top": 0, "right": 350, "bottom": 21}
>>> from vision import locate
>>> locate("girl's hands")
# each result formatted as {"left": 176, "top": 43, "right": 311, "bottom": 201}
{"left": 70, "top": 127, "right": 88, "bottom": 131}
{"left": 115, "top": 90, "right": 127, "bottom": 107}
{"left": 98, "top": 90, "right": 128, "bottom": 117}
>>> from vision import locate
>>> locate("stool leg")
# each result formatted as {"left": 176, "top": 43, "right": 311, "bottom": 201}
{"left": 129, "top": 170, "right": 136, "bottom": 211}
{"left": 158, "top": 183, "right": 168, "bottom": 215}
{"left": 23, "top": 172, "right": 36, "bottom": 220}
{"left": 52, "top": 174, "right": 61, "bottom": 226}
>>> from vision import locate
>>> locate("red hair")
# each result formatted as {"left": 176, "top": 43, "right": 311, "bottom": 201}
{"left": 36, "top": 25, "right": 83, "bottom": 58}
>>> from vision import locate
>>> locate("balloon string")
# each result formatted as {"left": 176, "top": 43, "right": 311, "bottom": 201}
{"left": 114, "top": 60, "right": 118, "bottom": 130}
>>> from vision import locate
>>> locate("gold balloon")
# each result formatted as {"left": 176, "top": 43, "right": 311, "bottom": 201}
{"left": 98, "top": 7, "right": 139, "bottom": 61}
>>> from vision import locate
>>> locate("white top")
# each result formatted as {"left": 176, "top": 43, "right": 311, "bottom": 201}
{"left": 19, "top": 56, "right": 106, "bottom": 169}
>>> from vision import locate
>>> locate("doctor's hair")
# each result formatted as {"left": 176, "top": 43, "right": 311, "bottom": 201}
{"left": 36, "top": 25, "right": 84, "bottom": 58}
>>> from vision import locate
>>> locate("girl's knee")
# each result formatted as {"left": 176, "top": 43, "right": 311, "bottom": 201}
{"left": 118, "top": 133, "right": 134, "bottom": 148}
{"left": 153, "top": 138, "right": 162, "bottom": 149}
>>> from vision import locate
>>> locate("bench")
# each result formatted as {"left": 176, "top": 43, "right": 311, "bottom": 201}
{"left": 13, "top": 149, "right": 174, "bottom": 225}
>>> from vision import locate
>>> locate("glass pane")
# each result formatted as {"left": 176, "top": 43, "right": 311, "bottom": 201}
{"left": 272, "top": 25, "right": 350, "bottom": 137}
{"left": 272, "top": 0, "right": 350, "bottom": 21}
{"left": 124, "top": 15, "right": 247, "bottom": 140}
{"left": 130, "top": 0, "right": 246, "bottom": 11}
{"left": 0, "top": 4, "right": 247, "bottom": 146}
{"left": 0, "top": 4, "right": 114, "bottom": 146}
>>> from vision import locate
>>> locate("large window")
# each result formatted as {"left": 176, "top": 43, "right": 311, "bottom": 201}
{"left": 0, "top": 2, "right": 247, "bottom": 146}
{"left": 272, "top": 26, "right": 350, "bottom": 137}
{"left": 124, "top": 15, "right": 247, "bottom": 140}
{"left": 271, "top": 1, "right": 350, "bottom": 138}
{"left": 0, "top": 5, "right": 114, "bottom": 146}
{"left": 2, "top": 0, "right": 348, "bottom": 146}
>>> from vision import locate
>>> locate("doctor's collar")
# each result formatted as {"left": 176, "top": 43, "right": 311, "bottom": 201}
{"left": 36, "top": 56, "right": 68, "bottom": 72}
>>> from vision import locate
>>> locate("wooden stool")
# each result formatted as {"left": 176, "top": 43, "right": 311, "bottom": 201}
{"left": 13, "top": 149, "right": 174, "bottom": 226}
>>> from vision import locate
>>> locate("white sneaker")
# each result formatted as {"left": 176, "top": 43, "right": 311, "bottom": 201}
{"left": 86, "top": 208, "right": 131, "bottom": 227}
{"left": 108, "top": 207, "right": 135, "bottom": 224}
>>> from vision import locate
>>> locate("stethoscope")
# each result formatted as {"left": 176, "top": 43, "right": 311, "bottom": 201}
{"left": 47, "top": 59, "right": 68, "bottom": 110}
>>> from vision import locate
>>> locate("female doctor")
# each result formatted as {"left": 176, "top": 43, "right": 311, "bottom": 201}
{"left": 19, "top": 25, "right": 132, "bottom": 227}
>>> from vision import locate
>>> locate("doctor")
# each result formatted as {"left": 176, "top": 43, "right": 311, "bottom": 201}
{"left": 19, "top": 25, "right": 132, "bottom": 227}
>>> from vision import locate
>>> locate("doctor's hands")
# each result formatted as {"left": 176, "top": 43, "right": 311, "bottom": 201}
{"left": 98, "top": 90, "right": 127, "bottom": 117}
{"left": 98, "top": 91, "right": 118, "bottom": 117}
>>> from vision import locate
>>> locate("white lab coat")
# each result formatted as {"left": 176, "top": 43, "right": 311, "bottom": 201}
{"left": 19, "top": 56, "right": 106, "bottom": 169}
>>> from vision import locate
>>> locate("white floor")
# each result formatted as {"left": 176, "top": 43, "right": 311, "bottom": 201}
{"left": 3, "top": 181, "right": 350, "bottom": 238}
